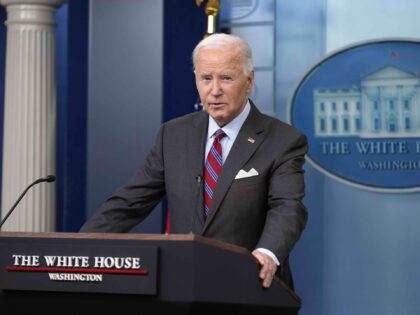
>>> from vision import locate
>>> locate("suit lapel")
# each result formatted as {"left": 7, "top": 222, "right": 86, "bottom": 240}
{"left": 187, "top": 111, "right": 209, "bottom": 228}
{"left": 203, "top": 103, "right": 266, "bottom": 233}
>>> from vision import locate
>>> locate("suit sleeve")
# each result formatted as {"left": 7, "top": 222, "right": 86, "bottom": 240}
{"left": 79, "top": 124, "right": 166, "bottom": 233}
{"left": 256, "top": 132, "right": 308, "bottom": 264}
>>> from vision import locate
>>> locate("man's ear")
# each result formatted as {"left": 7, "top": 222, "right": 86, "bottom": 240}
{"left": 246, "top": 70, "right": 255, "bottom": 93}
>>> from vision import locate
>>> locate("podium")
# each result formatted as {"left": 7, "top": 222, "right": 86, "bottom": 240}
{"left": 0, "top": 232, "right": 301, "bottom": 314}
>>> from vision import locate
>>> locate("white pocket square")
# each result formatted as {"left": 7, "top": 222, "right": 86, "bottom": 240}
{"left": 234, "top": 168, "right": 259, "bottom": 180}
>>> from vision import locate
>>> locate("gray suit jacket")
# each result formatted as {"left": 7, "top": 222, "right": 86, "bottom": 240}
{"left": 80, "top": 102, "right": 308, "bottom": 288}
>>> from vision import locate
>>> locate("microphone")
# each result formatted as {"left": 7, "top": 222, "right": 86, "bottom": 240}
{"left": 191, "top": 174, "right": 204, "bottom": 230}
{"left": 0, "top": 175, "right": 56, "bottom": 230}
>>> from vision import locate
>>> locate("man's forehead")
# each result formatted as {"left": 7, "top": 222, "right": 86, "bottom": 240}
{"left": 196, "top": 50, "right": 242, "bottom": 67}
{"left": 196, "top": 69, "right": 236, "bottom": 75}
{"left": 195, "top": 62, "right": 241, "bottom": 74}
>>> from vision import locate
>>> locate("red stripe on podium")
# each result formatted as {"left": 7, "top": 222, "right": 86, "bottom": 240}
{"left": 6, "top": 266, "right": 149, "bottom": 275}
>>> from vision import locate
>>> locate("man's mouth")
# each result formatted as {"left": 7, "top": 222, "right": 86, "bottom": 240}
{"left": 209, "top": 102, "right": 226, "bottom": 107}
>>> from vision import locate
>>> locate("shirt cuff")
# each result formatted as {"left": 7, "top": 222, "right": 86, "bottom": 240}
{"left": 255, "top": 248, "right": 280, "bottom": 266}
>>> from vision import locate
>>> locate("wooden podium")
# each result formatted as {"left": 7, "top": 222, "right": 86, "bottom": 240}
{"left": 0, "top": 232, "right": 301, "bottom": 314}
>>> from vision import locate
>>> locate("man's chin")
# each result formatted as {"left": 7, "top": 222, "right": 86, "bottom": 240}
{"left": 210, "top": 114, "right": 228, "bottom": 127}
{"left": 205, "top": 108, "right": 230, "bottom": 126}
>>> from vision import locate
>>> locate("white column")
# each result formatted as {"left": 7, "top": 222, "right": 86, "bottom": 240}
{"left": 397, "top": 85, "right": 402, "bottom": 132}
{"left": 379, "top": 86, "right": 385, "bottom": 132}
{"left": 360, "top": 87, "right": 370, "bottom": 133}
{"left": 0, "top": 0, "right": 62, "bottom": 231}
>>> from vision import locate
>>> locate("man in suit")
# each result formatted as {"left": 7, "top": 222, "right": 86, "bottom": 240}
{"left": 80, "top": 33, "right": 308, "bottom": 290}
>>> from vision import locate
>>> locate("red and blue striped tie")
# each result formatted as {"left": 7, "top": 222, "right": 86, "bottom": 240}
{"left": 204, "top": 129, "right": 226, "bottom": 218}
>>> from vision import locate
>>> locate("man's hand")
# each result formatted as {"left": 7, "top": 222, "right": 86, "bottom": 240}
{"left": 252, "top": 249, "right": 278, "bottom": 288}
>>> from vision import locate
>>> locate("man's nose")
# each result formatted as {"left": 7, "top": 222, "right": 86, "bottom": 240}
{"left": 210, "top": 80, "right": 222, "bottom": 96}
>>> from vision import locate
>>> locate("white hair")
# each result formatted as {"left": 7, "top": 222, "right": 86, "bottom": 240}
{"left": 192, "top": 33, "right": 254, "bottom": 75}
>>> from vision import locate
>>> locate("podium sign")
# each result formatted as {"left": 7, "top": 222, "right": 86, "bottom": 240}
{"left": 0, "top": 238, "right": 158, "bottom": 295}
{"left": 0, "top": 232, "right": 301, "bottom": 314}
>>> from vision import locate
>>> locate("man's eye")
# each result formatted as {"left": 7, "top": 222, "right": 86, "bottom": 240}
{"left": 222, "top": 76, "right": 232, "bottom": 81}
{"left": 202, "top": 76, "right": 212, "bottom": 81}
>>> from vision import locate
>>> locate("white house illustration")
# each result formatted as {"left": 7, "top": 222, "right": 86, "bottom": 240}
{"left": 313, "top": 65, "right": 420, "bottom": 138}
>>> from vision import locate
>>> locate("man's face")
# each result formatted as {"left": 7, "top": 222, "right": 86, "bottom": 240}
{"left": 195, "top": 47, "right": 254, "bottom": 127}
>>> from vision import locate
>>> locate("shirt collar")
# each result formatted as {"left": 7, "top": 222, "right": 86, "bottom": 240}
{"left": 207, "top": 99, "right": 251, "bottom": 140}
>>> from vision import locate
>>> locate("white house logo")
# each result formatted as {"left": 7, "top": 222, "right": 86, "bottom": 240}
{"left": 289, "top": 39, "right": 420, "bottom": 192}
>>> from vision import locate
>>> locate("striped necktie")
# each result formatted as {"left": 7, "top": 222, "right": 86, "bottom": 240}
{"left": 204, "top": 129, "right": 226, "bottom": 218}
